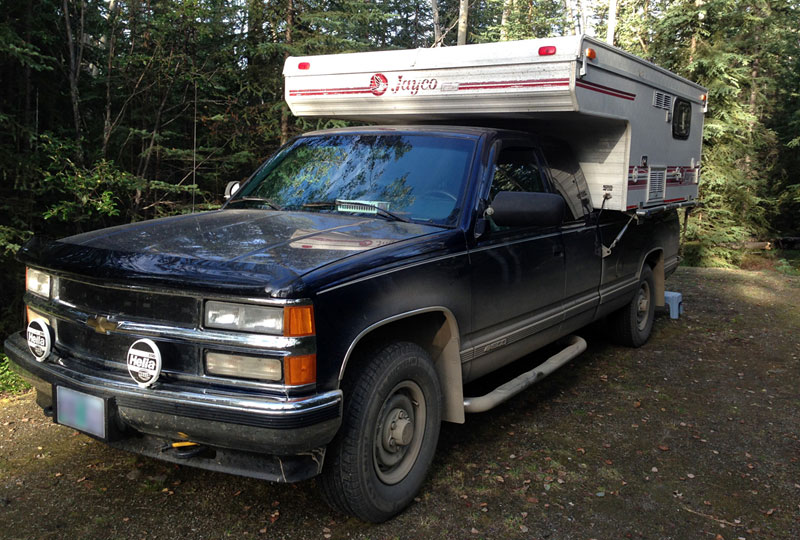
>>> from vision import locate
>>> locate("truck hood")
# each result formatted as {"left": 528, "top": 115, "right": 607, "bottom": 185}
{"left": 20, "top": 210, "right": 440, "bottom": 296}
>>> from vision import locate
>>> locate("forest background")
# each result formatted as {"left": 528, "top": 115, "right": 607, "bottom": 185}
{"left": 0, "top": 0, "right": 798, "bottom": 345}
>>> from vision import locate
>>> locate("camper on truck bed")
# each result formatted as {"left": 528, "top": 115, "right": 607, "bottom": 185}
{"left": 5, "top": 35, "right": 705, "bottom": 522}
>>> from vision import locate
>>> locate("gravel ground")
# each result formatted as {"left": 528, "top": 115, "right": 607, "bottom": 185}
{"left": 1, "top": 266, "right": 798, "bottom": 540}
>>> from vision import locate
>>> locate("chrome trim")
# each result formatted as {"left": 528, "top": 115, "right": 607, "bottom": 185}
{"left": 190, "top": 372, "right": 316, "bottom": 394}
{"left": 26, "top": 294, "right": 314, "bottom": 354}
{"left": 560, "top": 294, "right": 600, "bottom": 318}
{"left": 470, "top": 304, "right": 564, "bottom": 361}
{"left": 53, "top": 273, "right": 307, "bottom": 306}
{"left": 599, "top": 276, "right": 639, "bottom": 299}
{"left": 7, "top": 333, "right": 339, "bottom": 416}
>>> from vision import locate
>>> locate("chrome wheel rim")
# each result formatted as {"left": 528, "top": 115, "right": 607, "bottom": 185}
{"left": 373, "top": 380, "right": 426, "bottom": 485}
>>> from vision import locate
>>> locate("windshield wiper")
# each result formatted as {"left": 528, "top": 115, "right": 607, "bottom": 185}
{"left": 227, "top": 197, "right": 282, "bottom": 211}
{"left": 302, "top": 200, "right": 411, "bottom": 223}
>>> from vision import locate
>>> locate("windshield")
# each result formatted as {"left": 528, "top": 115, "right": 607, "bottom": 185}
{"left": 229, "top": 133, "right": 476, "bottom": 226}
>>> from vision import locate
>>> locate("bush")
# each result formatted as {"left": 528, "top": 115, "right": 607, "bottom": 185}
{"left": 0, "top": 353, "right": 30, "bottom": 394}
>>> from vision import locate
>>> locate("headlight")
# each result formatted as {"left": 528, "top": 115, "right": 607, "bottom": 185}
{"left": 26, "top": 268, "right": 51, "bottom": 298}
{"left": 205, "top": 352, "right": 282, "bottom": 381}
{"left": 204, "top": 301, "right": 315, "bottom": 336}
{"left": 204, "top": 301, "right": 284, "bottom": 334}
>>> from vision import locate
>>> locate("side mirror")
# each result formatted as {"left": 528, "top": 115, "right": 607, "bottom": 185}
{"left": 224, "top": 181, "right": 241, "bottom": 200}
{"left": 488, "top": 191, "right": 565, "bottom": 228}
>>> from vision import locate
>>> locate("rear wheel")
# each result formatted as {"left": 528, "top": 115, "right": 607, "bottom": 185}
{"left": 610, "top": 264, "right": 656, "bottom": 347}
{"left": 321, "top": 342, "right": 442, "bottom": 523}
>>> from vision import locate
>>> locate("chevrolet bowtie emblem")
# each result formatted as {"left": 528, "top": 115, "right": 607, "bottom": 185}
{"left": 86, "top": 315, "right": 119, "bottom": 334}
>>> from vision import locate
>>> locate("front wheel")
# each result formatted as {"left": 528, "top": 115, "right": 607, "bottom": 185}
{"left": 610, "top": 264, "right": 656, "bottom": 347}
{"left": 321, "top": 342, "right": 442, "bottom": 523}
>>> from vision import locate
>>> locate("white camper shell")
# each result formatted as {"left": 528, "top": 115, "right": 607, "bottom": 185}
{"left": 284, "top": 35, "right": 707, "bottom": 214}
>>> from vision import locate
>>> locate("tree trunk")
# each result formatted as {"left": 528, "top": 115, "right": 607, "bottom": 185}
{"left": 578, "top": 0, "right": 590, "bottom": 35}
{"left": 457, "top": 0, "right": 468, "bottom": 45}
{"left": 606, "top": 0, "right": 617, "bottom": 45}
{"left": 102, "top": 0, "right": 120, "bottom": 159}
{"left": 280, "top": 0, "right": 294, "bottom": 145}
{"left": 63, "top": 0, "right": 86, "bottom": 165}
{"left": 500, "top": 0, "right": 513, "bottom": 41}
{"left": 564, "top": 0, "right": 578, "bottom": 35}
{"left": 23, "top": 0, "right": 33, "bottom": 152}
{"left": 430, "top": 0, "right": 442, "bottom": 46}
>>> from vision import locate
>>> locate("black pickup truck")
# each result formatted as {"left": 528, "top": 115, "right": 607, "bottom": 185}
{"left": 5, "top": 125, "right": 679, "bottom": 522}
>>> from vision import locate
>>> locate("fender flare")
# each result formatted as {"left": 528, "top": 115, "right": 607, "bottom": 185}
{"left": 337, "top": 306, "right": 465, "bottom": 424}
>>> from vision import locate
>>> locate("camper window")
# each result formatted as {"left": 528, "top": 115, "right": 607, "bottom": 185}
{"left": 672, "top": 99, "right": 692, "bottom": 140}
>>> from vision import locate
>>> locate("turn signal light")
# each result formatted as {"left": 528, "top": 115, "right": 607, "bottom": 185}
{"left": 283, "top": 305, "right": 315, "bottom": 337}
{"left": 538, "top": 46, "right": 557, "bottom": 56}
{"left": 285, "top": 354, "right": 316, "bottom": 386}
{"left": 26, "top": 306, "right": 47, "bottom": 325}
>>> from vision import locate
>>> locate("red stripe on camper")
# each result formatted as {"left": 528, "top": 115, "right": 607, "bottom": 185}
{"left": 576, "top": 81, "right": 636, "bottom": 101}
{"left": 289, "top": 86, "right": 372, "bottom": 96}
{"left": 458, "top": 78, "right": 570, "bottom": 90}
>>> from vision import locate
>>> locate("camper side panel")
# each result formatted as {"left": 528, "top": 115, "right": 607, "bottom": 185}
{"left": 575, "top": 39, "right": 705, "bottom": 212}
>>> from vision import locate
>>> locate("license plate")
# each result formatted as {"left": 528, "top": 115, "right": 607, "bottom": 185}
{"left": 56, "top": 387, "right": 106, "bottom": 439}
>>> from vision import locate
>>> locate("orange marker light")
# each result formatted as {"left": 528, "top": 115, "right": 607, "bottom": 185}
{"left": 285, "top": 354, "right": 316, "bottom": 386}
{"left": 26, "top": 306, "right": 46, "bottom": 324}
{"left": 585, "top": 48, "right": 597, "bottom": 60}
{"left": 283, "top": 305, "right": 315, "bottom": 337}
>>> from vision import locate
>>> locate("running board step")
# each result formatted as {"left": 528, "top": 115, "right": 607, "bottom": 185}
{"left": 463, "top": 335, "right": 587, "bottom": 414}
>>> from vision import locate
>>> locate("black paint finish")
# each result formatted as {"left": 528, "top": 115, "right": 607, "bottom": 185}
{"left": 7, "top": 125, "right": 680, "bottom": 471}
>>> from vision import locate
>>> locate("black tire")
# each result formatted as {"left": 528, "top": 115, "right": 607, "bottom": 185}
{"left": 321, "top": 342, "right": 442, "bottom": 523}
{"left": 610, "top": 264, "right": 656, "bottom": 347}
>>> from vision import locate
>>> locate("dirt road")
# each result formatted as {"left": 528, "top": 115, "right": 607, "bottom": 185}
{"left": 2, "top": 267, "right": 798, "bottom": 539}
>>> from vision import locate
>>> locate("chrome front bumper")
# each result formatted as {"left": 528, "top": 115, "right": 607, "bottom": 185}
{"left": 4, "top": 332, "right": 342, "bottom": 458}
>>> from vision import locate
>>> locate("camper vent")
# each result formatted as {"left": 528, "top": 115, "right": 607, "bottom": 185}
{"left": 653, "top": 91, "right": 673, "bottom": 110}
{"left": 648, "top": 168, "right": 666, "bottom": 200}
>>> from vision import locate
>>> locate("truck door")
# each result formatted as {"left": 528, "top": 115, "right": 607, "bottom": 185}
{"left": 540, "top": 140, "right": 602, "bottom": 333}
{"left": 466, "top": 140, "right": 566, "bottom": 380}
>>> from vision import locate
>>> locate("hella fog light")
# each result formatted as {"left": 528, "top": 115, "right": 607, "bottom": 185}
{"left": 205, "top": 301, "right": 283, "bottom": 334}
{"left": 205, "top": 352, "right": 282, "bottom": 381}
{"left": 26, "top": 268, "right": 51, "bottom": 298}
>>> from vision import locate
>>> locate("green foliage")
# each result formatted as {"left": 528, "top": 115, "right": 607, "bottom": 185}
{"left": 0, "top": 354, "right": 30, "bottom": 394}
{"left": 475, "top": 0, "right": 570, "bottom": 42}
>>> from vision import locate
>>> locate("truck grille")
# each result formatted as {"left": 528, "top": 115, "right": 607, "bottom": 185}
{"left": 59, "top": 279, "right": 199, "bottom": 326}
{"left": 54, "top": 279, "right": 202, "bottom": 376}
{"left": 56, "top": 319, "right": 201, "bottom": 376}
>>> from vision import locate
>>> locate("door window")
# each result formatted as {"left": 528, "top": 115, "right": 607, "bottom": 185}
{"left": 490, "top": 147, "right": 549, "bottom": 199}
